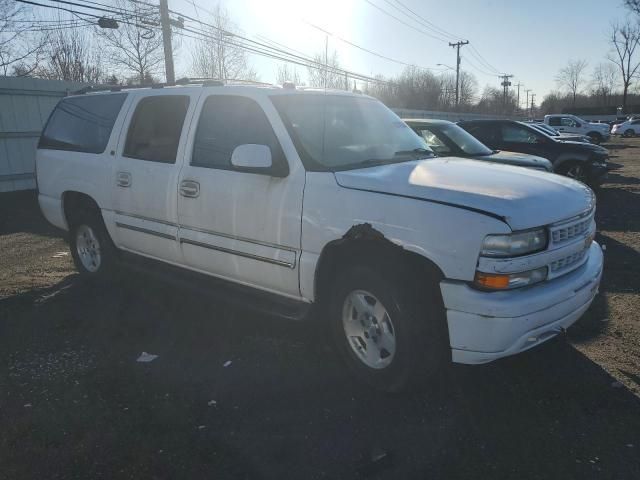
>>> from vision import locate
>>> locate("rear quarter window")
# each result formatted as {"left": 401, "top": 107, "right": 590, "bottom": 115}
{"left": 39, "top": 93, "right": 127, "bottom": 154}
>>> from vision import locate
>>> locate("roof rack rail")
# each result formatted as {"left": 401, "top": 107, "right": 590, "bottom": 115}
{"left": 71, "top": 82, "right": 168, "bottom": 95}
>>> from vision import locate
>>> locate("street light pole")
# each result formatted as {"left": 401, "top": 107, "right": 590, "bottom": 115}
{"left": 159, "top": 0, "right": 175, "bottom": 84}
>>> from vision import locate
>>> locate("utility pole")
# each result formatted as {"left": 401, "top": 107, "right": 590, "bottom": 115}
{"left": 499, "top": 74, "right": 513, "bottom": 113}
{"left": 530, "top": 93, "right": 536, "bottom": 118}
{"left": 449, "top": 40, "right": 469, "bottom": 107}
{"left": 525, "top": 89, "right": 532, "bottom": 117}
{"left": 515, "top": 82, "right": 523, "bottom": 113}
{"left": 159, "top": 0, "right": 175, "bottom": 84}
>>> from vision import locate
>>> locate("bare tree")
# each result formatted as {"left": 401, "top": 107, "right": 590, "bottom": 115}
{"left": 590, "top": 62, "right": 617, "bottom": 105}
{"left": 275, "top": 63, "right": 302, "bottom": 85}
{"left": 608, "top": 21, "right": 640, "bottom": 112}
{"left": 625, "top": 0, "right": 640, "bottom": 14}
{"left": 97, "top": 0, "right": 164, "bottom": 84}
{"left": 306, "top": 50, "right": 345, "bottom": 89}
{"left": 190, "top": 4, "right": 257, "bottom": 81}
{"left": 555, "top": 59, "right": 588, "bottom": 107}
{"left": 0, "top": 0, "right": 46, "bottom": 75}
{"left": 458, "top": 71, "right": 478, "bottom": 107}
{"left": 39, "top": 28, "right": 103, "bottom": 83}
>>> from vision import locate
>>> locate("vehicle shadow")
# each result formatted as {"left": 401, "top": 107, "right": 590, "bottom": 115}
{"left": 1, "top": 273, "right": 639, "bottom": 480}
{"left": 596, "top": 233, "right": 640, "bottom": 295}
{"left": 0, "top": 190, "right": 63, "bottom": 238}
{"left": 596, "top": 188, "right": 640, "bottom": 233}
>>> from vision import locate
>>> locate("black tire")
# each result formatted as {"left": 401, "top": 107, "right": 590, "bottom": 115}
{"left": 624, "top": 129, "right": 635, "bottom": 138}
{"left": 68, "top": 211, "right": 118, "bottom": 280}
{"left": 557, "top": 161, "right": 589, "bottom": 184}
{"left": 329, "top": 265, "right": 449, "bottom": 393}
{"left": 587, "top": 132, "right": 602, "bottom": 144}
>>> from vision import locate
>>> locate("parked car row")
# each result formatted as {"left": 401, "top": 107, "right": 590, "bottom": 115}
{"left": 404, "top": 118, "right": 609, "bottom": 185}
{"left": 35, "top": 82, "right": 603, "bottom": 392}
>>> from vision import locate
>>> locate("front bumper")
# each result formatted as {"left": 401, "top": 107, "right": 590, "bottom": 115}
{"left": 441, "top": 242, "right": 603, "bottom": 364}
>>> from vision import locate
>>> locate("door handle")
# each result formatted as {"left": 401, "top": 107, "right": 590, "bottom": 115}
{"left": 116, "top": 171, "right": 131, "bottom": 187}
{"left": 180, "top": 180, "right": 200, "bottom": 198}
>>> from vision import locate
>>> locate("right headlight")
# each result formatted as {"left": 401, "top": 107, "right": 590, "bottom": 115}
{"left": 480, "top": 228, "right": 548, "bottom": 258}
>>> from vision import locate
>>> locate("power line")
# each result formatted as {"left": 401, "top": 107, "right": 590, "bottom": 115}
{"left": 304, "top": 21, "right": 444, "bottom": 72}
{"left": 363, "top": 0, "right": 450, "bottom": 43}
{"left": 388, "top": 0, "right": 464, "bottom": 42}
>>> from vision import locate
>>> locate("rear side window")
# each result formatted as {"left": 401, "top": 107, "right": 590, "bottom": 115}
{"left": 124, "top": 95, "right": 190, "bottom": 164}
{"left": 39, "top": 93, "right": 127, "bottom": 153}
{"left": 547, "top": 117, "right": 561, "bottom": 127}
{"left": 192, "top": 95, "right": 285, "bottom": 171}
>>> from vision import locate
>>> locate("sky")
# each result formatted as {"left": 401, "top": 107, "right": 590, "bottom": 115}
{"left": 170, "top": 0, "right": 633, "bottom": 104}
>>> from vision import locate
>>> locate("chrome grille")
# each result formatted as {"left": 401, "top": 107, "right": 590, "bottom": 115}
{"left": 550, "top": 248, "right": 588, "bottom": 273}
{"left": 551, "top": 213, "right": 593, "bottom": 245}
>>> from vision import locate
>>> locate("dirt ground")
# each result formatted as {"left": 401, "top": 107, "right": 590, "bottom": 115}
{"left": 1, "top": 139, "right": 640, "bottom": 479}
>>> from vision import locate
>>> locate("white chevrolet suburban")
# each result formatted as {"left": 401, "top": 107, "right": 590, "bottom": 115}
{"left": 36, "top": 82, "right": 603, "bottom": 391}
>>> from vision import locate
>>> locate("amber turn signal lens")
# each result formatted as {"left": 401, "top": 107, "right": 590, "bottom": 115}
{"left": 474, "top": 272, "right": 511, "bottom": 290}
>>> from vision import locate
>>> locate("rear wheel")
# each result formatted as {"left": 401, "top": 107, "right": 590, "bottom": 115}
{"left": 557, "top": 161, "right": 589, "bottom": 183}
{"left": 69, "top": 212, "right": 117, "bottom": 280}
{"left": 329, "top": 265, "right": 449, "bottom": 392}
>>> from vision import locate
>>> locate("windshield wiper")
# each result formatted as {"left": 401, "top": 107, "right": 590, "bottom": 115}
{"left": 393, "top": 147, "right": 434, "bottom": 158}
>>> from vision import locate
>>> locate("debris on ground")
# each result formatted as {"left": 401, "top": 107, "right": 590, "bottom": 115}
{"left": 223, "top": 360, "right": 232, "bottom": 367}
{"left": 611, "top": 381, "right": 624, "bottom": 389}
{"left": 356, "top": 447, "right": 393, "bottom": 477}
{"left": 136, "top": 352, "right": 159, "bottom": 363}
{"left": 207, "top": 400, "right": 217, "bottom": 406}
{"left": 51, "top": 251, "right": 69, "bottom": 258}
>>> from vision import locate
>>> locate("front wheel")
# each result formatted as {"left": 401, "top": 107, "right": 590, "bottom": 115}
{"left": 69, "top": 214, "right": 117, "bottom": 280}
{"left": 587, "top": 132, "right": 602, "bottom": 144}
{"left": 557, "top": 161, "right": 589, "bottom": 183}
{"left": 329, "top": 265, "right": 449, "bottom": 392}
{"left": 624, "top": 129, "right": 635, "bottom": 138}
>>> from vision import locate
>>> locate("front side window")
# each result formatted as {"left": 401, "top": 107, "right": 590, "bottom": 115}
{"left": 192, "top": 95, "right": 285, "bottom": 172}
{"left": 39, "top": 93, "right": 127, "bottom": 153}
{"left": 501, "top": 124, "right": 540, "bottom": 144}
{"left": 271, "top": 94, "right": 432, "bottom": 171}
{"left": 123, "top": 95, "right": 190, "bottom": 164}
{"left": 561, "top": 117, "right": 577, "bottom": 128}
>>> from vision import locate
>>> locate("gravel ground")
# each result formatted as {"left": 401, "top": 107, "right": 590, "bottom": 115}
{"left": 1, "top": 140, "right": 640, "bottom": 479}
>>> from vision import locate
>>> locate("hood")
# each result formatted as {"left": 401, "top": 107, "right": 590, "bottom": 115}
{"left": 589, "top": 122, "right": 610, "bottom": 132}
{"left": 556, "top": 140, "right": 608, "bottom": 153}
{"left": 480, "top": 150, "right": 552, "bottom": 170}
{"left": 334, "top": 158, "right": 594, "bottom": 231}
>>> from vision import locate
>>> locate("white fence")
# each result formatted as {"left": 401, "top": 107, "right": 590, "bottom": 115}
{"left": 0, "top": 77, "right": 84, "bottom": 192}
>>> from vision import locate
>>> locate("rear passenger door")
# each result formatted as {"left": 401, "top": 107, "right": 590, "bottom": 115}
{"left": 176, "top": 93, "right": 305, "bottom": 298}
{"left": 110, "top": 92, "right": 198, "bottom": 263}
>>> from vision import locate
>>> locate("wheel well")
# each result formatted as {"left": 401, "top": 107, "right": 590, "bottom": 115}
{"left": 587, "top": 131, "right": 601, "bottom": 137}
{"left": 62, "top": 191, "right": 101, "bottom": 227}
{"left": 314, "top": 224, "right": 445, "bottom": 306}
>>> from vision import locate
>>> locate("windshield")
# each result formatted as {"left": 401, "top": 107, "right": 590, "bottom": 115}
{"left": 437, "top": 123, "right": 494, "bottom": 156}
{"left": 270, "top": 94, "right": 433, "bottom": 171}
{"left": 531, "top": 123, "right": 559, "bottom": 136}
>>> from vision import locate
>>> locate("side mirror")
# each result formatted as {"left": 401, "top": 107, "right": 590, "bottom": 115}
{"left": 231, "top": 144, "right": 273, "bottom": 169}
{"left": 575, "top": 122, "right": 582, "bottom": 128}
{"left": 230, "top": 144, "right": 288, "bottom": 177}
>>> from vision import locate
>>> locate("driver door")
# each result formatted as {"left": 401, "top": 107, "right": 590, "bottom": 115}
{"left": 499, "top": 123, "right": 547, "bottom": 157}
{"left": 176, "top": 93, "right": 305, "bottom": 298}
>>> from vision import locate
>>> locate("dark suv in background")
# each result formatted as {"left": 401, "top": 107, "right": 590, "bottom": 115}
{"left": 458, "top": 120, "right": 609, "bottom": 185}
